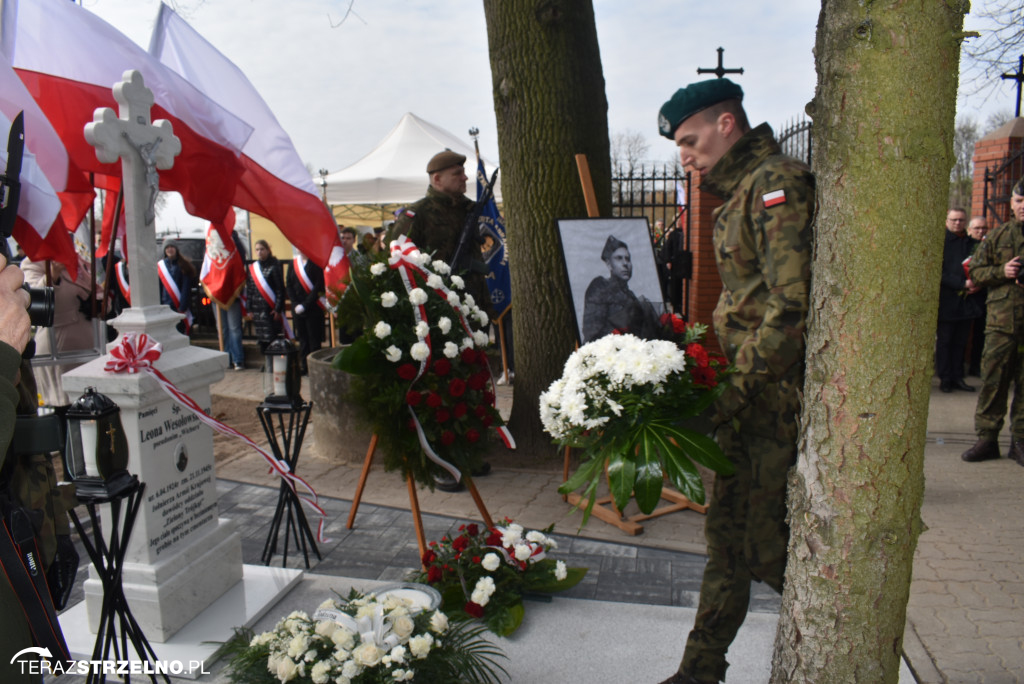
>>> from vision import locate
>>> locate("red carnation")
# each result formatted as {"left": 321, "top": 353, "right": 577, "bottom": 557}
{"left": 453, "top": 403, "right": 468, "bottom": 419}
{"left": 452, "top": 535, "right": 470, "bottom": 552}
{"left": 468, "top": 371, "right": 488, "bottom": 391}
{"left": 461, "top": 348, "right": 479, "bottom": 365}
{"left": 464, "top": 601, "right": 485, "bottom": 618}
{"left": 441, "top": 431, "right": 456, "bottom": 446}
{"left": 692, "top": 366, "right": 718, "bottom": 388}
{"left": 448, "top": 378, "right": 467, "bottom": 398}
{"left": 465, "top": 429, "right": 480, "bottom": 443}
{"left": 474, "top": 405, "right": 487, "bottom": 418}
{"left": 422, "top": 550, "right": 437, "bottom": 566}
{"left": 486, "top": 530, "right": 502, "bottom": 546}
{"left": 397, "top": 363, "right": 418, "bottom": 380}
{"left": 466, "top": 524, "right": 480, "bottom": 537}
{"left": 406, "top": 390, "right": 423, "bottom": 406}
{"left": 433, "top": 359, "right": 452, "bottom": 377}
{"left": 427, "top": 566, "right": 443, "bottom": 583}
{"left": 426, "top": 392, "right": 443, "bottom": 408}
{"left": 686, "top": 342, "right": 710, "bottom": 368}
{"left": 436, "top": 408, "right": 451, "bottom": 423}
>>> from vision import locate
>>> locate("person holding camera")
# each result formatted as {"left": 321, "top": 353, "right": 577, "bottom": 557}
{"left": 962, "top": 178, "right": 1024, "bottom": 465}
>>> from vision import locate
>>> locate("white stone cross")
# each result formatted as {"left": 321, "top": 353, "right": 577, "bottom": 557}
{"left": 85, "top": 69, "right": 181, "bottom": 310}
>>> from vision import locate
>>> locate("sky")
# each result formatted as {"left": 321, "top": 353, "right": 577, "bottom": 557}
{"left": 78, "top": 0, "right": 1018, "bottom": 229}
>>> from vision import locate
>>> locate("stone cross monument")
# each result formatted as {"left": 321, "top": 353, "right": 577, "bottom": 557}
{"left": 64, "top": 71, "right": 296, "bottom": 652}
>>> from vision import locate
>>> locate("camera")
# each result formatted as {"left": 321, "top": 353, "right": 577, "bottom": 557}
{"left": 0, "top": 234, "right": 54, "bottom": 328}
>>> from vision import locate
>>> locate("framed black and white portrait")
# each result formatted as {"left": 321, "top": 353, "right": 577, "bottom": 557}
{"left": 556, "top": 217, "right": 666, "bottom": 345}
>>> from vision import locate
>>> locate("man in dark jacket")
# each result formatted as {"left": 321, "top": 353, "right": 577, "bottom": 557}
{"left": 936, "top": 207, "right": 983, "bottom": 392}
{"left": 285, "top": 250, "right": 325, "bottom": 374}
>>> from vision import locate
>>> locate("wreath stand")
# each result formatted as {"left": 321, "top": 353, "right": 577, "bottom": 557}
{"left": 346, "top": 434, "right": 495, "bottom": 565}
{"left": 560, "top": 154, "right": 709, "bottom": 536}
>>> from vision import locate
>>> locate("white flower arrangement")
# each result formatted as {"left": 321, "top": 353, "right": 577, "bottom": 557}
{"left": 374, "top": 321, "right": 392, "bottom": 339}
{"left": 380, "top": 292, "right": 398, "bottom": 308}
{"left": 408, "top": 288, "right": 428, "bottom": 306}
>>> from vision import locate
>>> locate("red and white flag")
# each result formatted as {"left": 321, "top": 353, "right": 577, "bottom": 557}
{"left": 0, "top": 49, "right": 78, "bottom": 273}
{"left": 2, "top": 0, "right": 254, "bottom": 227}
{"left": 149, "top": 5, "right": 342, "bottom": 268}
{"left": 200, "top": 209, "right": 246, "bottom": 308}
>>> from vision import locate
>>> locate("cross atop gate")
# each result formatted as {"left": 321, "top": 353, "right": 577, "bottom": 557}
{"left": 697, "top": 47, "right": 744, "bottom": 79}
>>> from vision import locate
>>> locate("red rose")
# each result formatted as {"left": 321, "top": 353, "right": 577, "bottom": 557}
{"left": 441, "top": 431, "right": 456, "bottom": 446}
{"left": 670, "top": 314, "right": 687, "bottom": 333}
{"left": 422, "top": 550, "right": 437, "bottom": 565}
{"left": 474, "top": 405, "right": 487, "bottom": 418}
{"left": 397, "top": 363, "right": 417, "bottom": 380}
{"left": 481, "top": 415, "right": 493, "bottom": 427}
{"left": 464, "top": 601, "right": 484, "bottom": 618}
{"left": 453, "top": 403, "right": 467, "bottom": 419}
{"left": 472, "top": 556, "right": 481, "bottom": 564}
{"left": 433, "top": 359, "right": 451, "bottom": 377}
{"left": 468, "top": 371, "right": 488, "bottom": 391}
{"left": 466, "top": 524, "right": 480, "bottom": 537}
{"left": 406, "top": 390, "right": 422, "bottom": 406}
{"left": 483, "top": 391, "right": 495, "bottom": 404}
{"left": 427, "top": 566, "right": 443, "bottom": 583}
{"left": 485, "top": 530, "right": 502, "bottom": 546}
{"left": 692, "top": 366, "right": 717, "bottom": 388}
{"left": 426, "top": 392, "right": 443, "bottom": 408}
{"left": 686, "top": 343, "right": 710, "bottom": 368}
{"left": 448, "top": 378, "right": 466, "bottom": 398}
{"left": 436, "top": 408, "right": 451, "bottom": 423}
{"left": 465, "top": 429, "right": 480, "bottom": 443}
{"left": 452, "top": 535, "right": 470, "bottom": 552}
{"left": 461, "top": 348, "right": 479, "bottom": 365}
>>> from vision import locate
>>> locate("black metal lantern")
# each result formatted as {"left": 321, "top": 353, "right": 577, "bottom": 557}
{"left": 263, "top": 336, "right": 302, "bottom": 404}
{"left": 64, "top": 387, "right": 133, "bottom": 500}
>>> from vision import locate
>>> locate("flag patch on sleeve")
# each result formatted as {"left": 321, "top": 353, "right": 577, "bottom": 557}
{"left": 762, "top": 189, "right": 787, "bottom": 208}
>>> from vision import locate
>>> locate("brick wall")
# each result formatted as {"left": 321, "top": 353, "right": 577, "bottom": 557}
{"left": 686, "top": 181, "right": 724, "bottom": 353}
{"left": 970, "top": 118, "right": 1024, "bottom": 225}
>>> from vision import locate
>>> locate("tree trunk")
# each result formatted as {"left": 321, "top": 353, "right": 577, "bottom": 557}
{"left": 482, "top": 0, "right": 611, "bottom": 454}
{"left": 771, "top": 3, "right": 967, "bottom": 682}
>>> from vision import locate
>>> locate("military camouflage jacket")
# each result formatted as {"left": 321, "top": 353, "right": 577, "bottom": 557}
{"left": 701, "top": 123, "right": 815, "bottom": 422}
{"left": 0, "top": 342, "right": 18, "bottom": 458}
{"left": 968, "top": 218, "right": 1024, "bottom": 335}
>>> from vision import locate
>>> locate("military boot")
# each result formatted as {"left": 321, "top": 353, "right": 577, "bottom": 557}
{"left": 657, "top": 674, "right": 717, "bottom": 684}
{"left": 961, "top": 439, "right": 1000, "bottom": 462}
{"left": 1008, "top": 438, "right": 1024, "bottom": 467}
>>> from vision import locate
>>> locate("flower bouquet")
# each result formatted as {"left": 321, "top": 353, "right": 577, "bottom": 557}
{"left": 411, "top": 520, "right": 586, "bottom": 637}
{"left": 541, "top": 322, "right": 735, "bottom": 523}
{"left": 220, "top": 587, "right": 507, "bottom": 684}
{"left": 332, "top": 236, "right": 513, "bottom": 488}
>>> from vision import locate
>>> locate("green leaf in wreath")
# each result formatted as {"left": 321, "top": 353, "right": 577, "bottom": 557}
{"left": 634, "top": 432, "right": 665, "bottom": 514}
{"left": 606, "top": 450, "right": 637, "bottom": 513}
{"left": 664, "top": 425, "right": 735, "bottom": 476}
{"left": 486, "top": 600, "right": 525, "bottom": 637}
{"left": 557, "top": 450, "right": 607, "bottom": 495}
{"left": 523, "top": 565, "right": 588, "bottom": 594}
{"left": 331, "top": 336, "right": 377, "bottom": 374}
{"left": 662, "top": 440, "right": 707, "bottom": 505}
{"left": 676, "top": 381, "right": 728, "bottom": 418}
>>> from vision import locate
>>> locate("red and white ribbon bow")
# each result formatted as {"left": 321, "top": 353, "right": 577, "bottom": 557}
{"left": 105, "top": 333, "right": 328, "bottom": 542}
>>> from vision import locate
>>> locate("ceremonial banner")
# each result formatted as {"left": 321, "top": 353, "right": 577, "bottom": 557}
{"left": 200, "top": 209, "right": 245, "bottom": 308}
{"left": 149, "top": 4, "right": 342, "bottom": 268}
{"left": 476, "top": 156, "right": 511, "bottom": 318}
{"left": 2, "top": 0, "right": 254, "bottom": 226}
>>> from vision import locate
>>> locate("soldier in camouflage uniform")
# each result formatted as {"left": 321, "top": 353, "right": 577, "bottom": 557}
{"left": 961, "top": 179, "right": 1024, "bottom": 466}
{"left": 656, "top": 79, "right": 815, "bottom": 684}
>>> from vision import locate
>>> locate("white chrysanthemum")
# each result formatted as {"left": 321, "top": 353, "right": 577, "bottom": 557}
{"left": 388, "top": 644, "right": 408, "bottom": 664}
{"left": 341, "top": 659, "right": 360, "bottom": 678}
{"left": 475, "top": 310, "right": 489, "bottom": 327}
{"left": 432, "top": 260, "right": 451, "bottom": 275}
{"left": 310, "top": 661, "right": 332, "bottom": 684}
{"left": 409, "top": 633, "right": 434, "bottom": 658}
{"left": 332, "top": 627, "right": 355, "bottom": 650}
{"left": 414, "top": 320, "right": 430, "bottom": 339}
{"left": 437, "top": 317, "right": 452, "bottom": 334}
{"left": 471, "top": 576, "right": 496, "bottom": 606}
{"left": 429, "top": 611, "right": 448, "bottom": 634}
{"left": 426, "top": 274, "right": 444, "bottom": 289}
{"left": 462, "top": 293, "right": 476, "bottom": 308}
{"left": 385, "top": 346, "right": 402, "bottom": 363}
{"left": 381, "top": 292, "right": 398, "bottom": 308}
{"left": 555, "top": 560, "right": 568, "bottom": 581}
{"left": 472, "top": 330, "right": 489, "bottom": 348}
{"left": 370, "top": 263, "right": 386, "bottom": 276}
{"left": 408, "top": 288, "right": 428, "bottom": 306}
{"left": 449, "top": 274, "right": 465, "bottom": 289}
{"left": 447, "top": 291, "right": 461, "bottom": 307}
{"left": 501, "top": 524, "right": 523, "bottom": 547}
{"left": 410, "top": 342, "right": 430, "bottom": 362}
{"left": 481, "top": 553, "right": 501, "bottom": 572}
{"left": 525, "top": 530, "right": 547, "bottom": 545}
{"left": 443, "top": 342, "right": 459, "bottom": 358}
{"left": 287, "top": 634, "right": 310, "bottom": 659}
{"left": 513, "top": 543, "right": 533, "bottom": 562}
{"left": 374, "top": 321, "right": 392, "bottom": 339}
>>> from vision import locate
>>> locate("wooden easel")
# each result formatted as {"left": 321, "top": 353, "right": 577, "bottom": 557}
{"left": 561, "top": 154, "right": 708, "bottom": 536}
{"left": 346, "top": 434, "right": 495, "bottom": 563}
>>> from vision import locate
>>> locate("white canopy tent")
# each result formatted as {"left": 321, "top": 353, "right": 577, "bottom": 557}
{"left": 320, "top": 112, "right": 501, "bottom": 207}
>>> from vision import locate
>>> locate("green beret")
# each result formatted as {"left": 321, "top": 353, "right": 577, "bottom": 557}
{"left": 426, "top": 149, "right": 467, "bottom": 174}
{"left": 601, "top": 235, "right": 628, "bottom": 261}
{"left": 1013, "top": 176, "right": 1024, "bottom": 197}
{"left": 658, "top": 78, "right": 744, "bottom": 139}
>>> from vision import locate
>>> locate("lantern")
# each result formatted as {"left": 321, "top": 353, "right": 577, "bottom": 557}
{"left": 64, "top": 387, "right": 133, "bottom": 500}
{"left": 262, "top": 337, "right": 302, "bottom": 405}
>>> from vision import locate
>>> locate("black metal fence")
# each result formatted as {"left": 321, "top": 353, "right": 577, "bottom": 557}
{"left": 777, "top": 117, "right": 813, "bottom": 167}
{"left": 610, "top": 164, "right": 692, "bottom": 320}
{"left": 983, "top": 144, "right": 1024, "bottom": 224}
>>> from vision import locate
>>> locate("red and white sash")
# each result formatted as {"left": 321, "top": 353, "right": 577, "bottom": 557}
{"left": 293, "top": 257, "right": 326, "bottom": 310}
{"left": 249, "top": 261, "right": 293, "bottom": 339}
{"left": 158, "top": 260, "right": 192, "bottom": 333}
{"left": 116, "top": 260, "right": 131, "bottom": 306}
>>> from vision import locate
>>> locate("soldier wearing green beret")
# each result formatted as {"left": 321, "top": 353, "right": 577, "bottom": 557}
{"left": 961, "top": 179, "right": 1024, "bottom": 466}
{"left": 655, "top": 79, "right": 815, "bottom": 684}
{"left": 390, "top": 149, "right": 493, "bottom": 492}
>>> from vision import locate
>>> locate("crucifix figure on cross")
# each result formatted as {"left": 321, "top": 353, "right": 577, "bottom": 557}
{"left": 85, "top": 69, "right": 182, "bottom": 312}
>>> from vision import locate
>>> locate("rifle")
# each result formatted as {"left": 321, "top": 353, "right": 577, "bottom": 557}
{"left": 450, "top": 166, "right": 499, "bottom": 274}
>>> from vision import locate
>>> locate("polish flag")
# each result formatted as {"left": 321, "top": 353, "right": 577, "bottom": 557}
{"left": 149, "top": 4, "right": 342, "bottom": 269}
{"left": 0, "top": 49, "right": 78, "bottom": 273}
{"left": 200, "top": 208, "right": 246, "bottom": 309}
{"left": 2, "top": 0, "right": 254, "bottom": 227}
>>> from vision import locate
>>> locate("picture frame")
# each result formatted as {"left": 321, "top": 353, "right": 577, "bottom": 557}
{"left": 555, "top": 217, "right": 666, "bottom": 345}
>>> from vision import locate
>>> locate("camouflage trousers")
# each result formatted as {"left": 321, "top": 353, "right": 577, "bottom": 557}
{"left": 680, "top": 411, "right": 796, "bottom": 682}
{"left": 974, "top": 329, "right": 1024, "bottom": 441}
